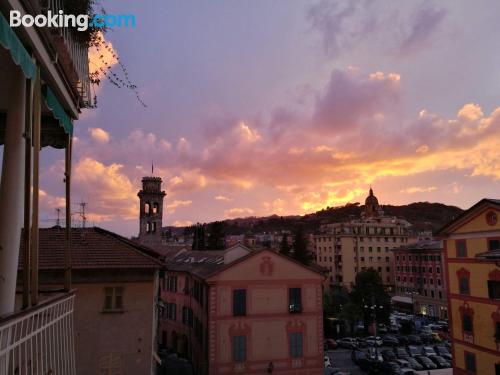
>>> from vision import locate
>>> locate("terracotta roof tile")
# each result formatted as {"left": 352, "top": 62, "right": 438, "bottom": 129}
{"left": 19, "top": 227, "right": 163, "bottom": 270}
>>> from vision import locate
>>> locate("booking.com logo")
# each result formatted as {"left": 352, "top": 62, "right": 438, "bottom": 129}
{"left": 9, "top": 10, "right": 136, "bottom": 31}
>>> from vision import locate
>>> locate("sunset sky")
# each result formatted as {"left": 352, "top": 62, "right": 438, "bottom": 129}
{"left": 38, "top": 0, "right": 500, "bottom": 237}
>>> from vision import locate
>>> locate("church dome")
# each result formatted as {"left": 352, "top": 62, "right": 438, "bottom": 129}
{"left": 365, "top": 187, "right": 379, "bottom": 206}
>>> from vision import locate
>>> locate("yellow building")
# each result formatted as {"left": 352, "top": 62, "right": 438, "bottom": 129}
{"left": 314, "top": 188, "right": 410, "bottom": 290}
{"left": 438, "top": 199, "right": 500, "bottom": 375}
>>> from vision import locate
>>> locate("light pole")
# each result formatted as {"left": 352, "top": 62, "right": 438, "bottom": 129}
{"left": 406, "top": 290, "right": 419, "bottom": 332}
{"left": 364, "top": 300, "right": 384, "bottom": 359}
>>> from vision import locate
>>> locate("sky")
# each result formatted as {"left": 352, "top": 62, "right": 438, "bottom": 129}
{"left": 36, "top": 0, "right": 500, "bottom": 237}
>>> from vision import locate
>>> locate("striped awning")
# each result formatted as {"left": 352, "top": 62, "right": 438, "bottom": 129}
{"left": 0, "top": 12, "right": 35, "bottom": 79}
{"left": 43, "top": 86, "right": 73, "bottom": 136}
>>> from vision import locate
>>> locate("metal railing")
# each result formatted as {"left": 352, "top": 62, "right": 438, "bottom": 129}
{"left": 43, "top": 0, "right": 93, "bottom": 107}
{"left": 0, "top": 292, "right": 76, "bottom": 375}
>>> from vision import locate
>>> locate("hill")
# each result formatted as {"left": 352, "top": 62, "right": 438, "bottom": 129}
{"left": 215, "top": 201, "right": 464, "bottom": 235}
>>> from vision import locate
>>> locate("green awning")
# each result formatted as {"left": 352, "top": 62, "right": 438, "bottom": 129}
{"left": 0, "top": 12, "right": 36, "bottom": 79}
{"left": 42, "top": 86, "right": 73, "bottom": 136}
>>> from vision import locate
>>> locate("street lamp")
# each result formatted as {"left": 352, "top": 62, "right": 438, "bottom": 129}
{"left": 406, "top": 290, "right": 419, "bottom": 331}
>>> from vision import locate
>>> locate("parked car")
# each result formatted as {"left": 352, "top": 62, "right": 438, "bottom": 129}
{"left": 395, "top": 335, "right": 409, "bottom": 346}
{"left": 338, "top": 338, "right": 357, "bottom": 349}
{"left": 378, "top": 324, "right": 388, "bottom": 334}
{"left": 434, "top": 345, "right": 452, "bottom": 361}
{"left": 381, "top": 349, "right": 396, "bottom": 362}
{"left": 382, "top": 335, "right": 399, "bottom": 347}
{"left": 380, "top": 361, "right": 402, "bottom": 375}
{"left": 419, "top": 333, "right": 434, "bottom": 344}
{"left": 407, "top": 335, "right": 422, "bottom": 345}
{"left": 394, "top": 359, "right": 411, "bottom": 369}
{"left": 395, "top": 347, "right": 410, "bottom": 360}
{"left": 407, "top": 346, "right": 420, "bottom": 357}
{"left": 421, "top": 346, "right": 437, "bottom": 356}
{"left": 406, "top": 357, "right": 424, "bottom": 371}
{"left": 429, "top": 355, "right": 451, "bottom": 369}
{"left": 415, "top": 355, "right": 438, "bottom": 370}
{"left": 351, "top": 350, "right": 370, "bottom": 371}
{"left": 356, "top": 338, "right": 368, "bottom": 348}
{"left": 365, "top": 336, "right": 383, "bottom": 347}
{"left": 325, "top": 339, "right": 338, "bottom": 350}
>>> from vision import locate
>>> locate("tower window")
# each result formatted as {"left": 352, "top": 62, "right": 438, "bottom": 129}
{"left": 144, "top": 202, "right": 151, "bottom": 214}
{"left": 146, "top": 222, "right": 151, "bottom": 233}
{"left": 152, "top": 222, "right": 157, "bottom": 233}
{"left": 152, "top": 202, "right": 159, "bottom": 214}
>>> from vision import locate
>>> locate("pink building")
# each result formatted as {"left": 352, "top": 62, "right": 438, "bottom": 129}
{"left": 161, "top": 245, "right": 325, "bottom": 375}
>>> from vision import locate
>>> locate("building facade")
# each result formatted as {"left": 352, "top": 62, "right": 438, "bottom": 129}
{"left": 161, "top": 247, "right": 325, "bottom": 375}
{"left": 392, "top": 240, "right": 448, "bottom": 319}
{"left": 438, "top": 199, "right": 500, "bottom": 375}
{"left": 314, "top": 188, "right": 410, "bottom": 290}
{"left": 19, "top": 227, "right": 163, "bottom": 375}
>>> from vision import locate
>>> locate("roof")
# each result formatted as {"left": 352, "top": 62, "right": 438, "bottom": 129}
{"left": 165, "top": 249, "right": 227, "bottom": 279}
{"left": 19, "top": 227, "right": 164, "bottom": 270}
{"left": 391, "top": 295, "right": 413, "bottom": 304}
{"left": 392, "top": 240, "right": 442, "bottom": 253}
{"left": 204, "top": 248, "right": 327, "bottom": 280}
{"left": 436, "top": 198, "right": 500, "bottom": 235}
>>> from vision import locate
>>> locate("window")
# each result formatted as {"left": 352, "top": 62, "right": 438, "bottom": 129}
{"left": 488, "top": 281, "right": 500, "bottom": 299}
{"left": 289, "top": 288, "right": 302, "bottom": 313}
{"left": 144, "top": 202, "right": 151, "bottom": 214}
{"left": 232, "top": 336, "right": 246, "bottom": 362}
{"left": 184, "top": 276, "right": 190, "bottom": 295}
{"left": 290, "top": 332, "right": 303, "bottom": 358}
{"left": 459, "top": 277, "right": 470, "bottom": 295}
{"left": 152, "top": 221, "right": 157, "bottom": 233}
{"left": 463, "top": 314, "right": 473, "bottom": 333}
{"left": 438, "top": 291, "right": 442, "bottom": 299}
{"left": 437, "top": 267, "right": 441, "bottom": 274}
{"left": 377, "top": 247, "right": 381, "bottom": 253}
{"left": 385, "top": 257, "right": 390, "bottom": 262}
{"left": 103, "top": 287, "right": 123, "bottom": 311}
{"left": 456, "top": 240, "right": 467, "bottom": 257}
{"left": 233, "top": 289, "right": 246, "bottom": 316}
{"left": 182, "top": 306, "right": 193, "bottom": 326}
{"left": 465, "top": 352, "right": 476, "bottom": 373}
{"left": 152, "top": 202, "right": 159, "bottom": 214}
{"left": 166, "top": 275, "right": 178, "bottom": 292}
{"left": 369, "top": 247, "right": 373, "bottom": 252}
{"left": 495, "top": 321, "right": 500, "bottom": 341}
{"left": 489, "top": 239, "right": 500, "bottom": 251}
{"left": 167, "top": 303, "right": 177, "bottom": 321}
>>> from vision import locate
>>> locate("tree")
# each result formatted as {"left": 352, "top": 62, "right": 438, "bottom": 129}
{"left": 191, "top": 223, "right": 206, "bottom": 250}
{"left": 291, "top": 226, "right": 313, "bottom": 265}
{"left": 207, "top": 221, "right": 226, "bottom": 250}
{"left": 279, "top": 233, "right": 291, "bottom": 256}
{"left": 348, "top": 269, "right": 392, "bottom": 333}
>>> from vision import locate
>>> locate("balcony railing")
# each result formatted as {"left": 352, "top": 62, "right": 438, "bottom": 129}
{"left": 42, "top": 0, "right": 93, "bottom": 108}
{"left": 0, "top": 292, "right": 76, "bottom": 375}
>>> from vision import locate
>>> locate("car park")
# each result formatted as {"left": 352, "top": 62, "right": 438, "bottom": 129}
{"left": 415, "top": 355, "right": 438, "bottom": 370}
{"left": 407, "top": 335, "right": 422, "bottom": 345}
{"left": 421, "top": 346, "right": 437, "bottom": 356}
{"left": 382, "top": 335, "right": 399, "bottom": 346}
{"left": 407, "top": 346, "right": 420, "bottom": 357}
{"left": 395, "top": 347, "right": 410, "bottom": 359}
{"left": 395, "top": 335, "right": 409, "bottom": 346}
{"left": 381, "top": 349, "right": 396, "bottom": 362}
{"left": 434, "top": 345, "right": 452, "bottom": 361}
{"left": 337, "top": 338, "right": 357, "bottom": 349}
{"left": 406, "top": 357, "right": 424, "bottom": 371}
{"left": 365, "top": 336, "right": 383, "bottom": 347}
{"left": 429, "top": 355, "right": 451, "bottom": 369}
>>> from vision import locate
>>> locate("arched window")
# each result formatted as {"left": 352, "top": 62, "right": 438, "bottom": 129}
{"left": 144, "top": 202, "right": 151, "bottom": 214}
{"left": 152, "top": 202, "right": 159, "bottom": 214}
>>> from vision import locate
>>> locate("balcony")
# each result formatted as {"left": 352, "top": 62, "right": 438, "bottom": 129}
{"left": 0, "top": 291, "right": 76, "bottom": 375}
{"left": 23, "top": 0, "right": 93, "bottom": 108}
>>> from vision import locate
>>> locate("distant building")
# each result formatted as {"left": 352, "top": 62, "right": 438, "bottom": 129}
{"left": 313, "top": 188, "right": 410, "bottom": 290}
{"left": 19, "top": 227, "right": 163, "bottom": 375}
{"left": 138, "top": 176, "right": 167, "bottom": 248}
{"left": 160, "top": 246, "right": 325, "bottom": 375}
{"left": 437, "top": 198, "right": 500, "bottom": 375}
{"left": 392, "top": 240, "right": 448, "bottom": 319}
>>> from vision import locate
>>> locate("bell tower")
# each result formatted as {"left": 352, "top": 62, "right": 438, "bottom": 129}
{"left": 138, "top": 176, "right": 166, "bottom": 247}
